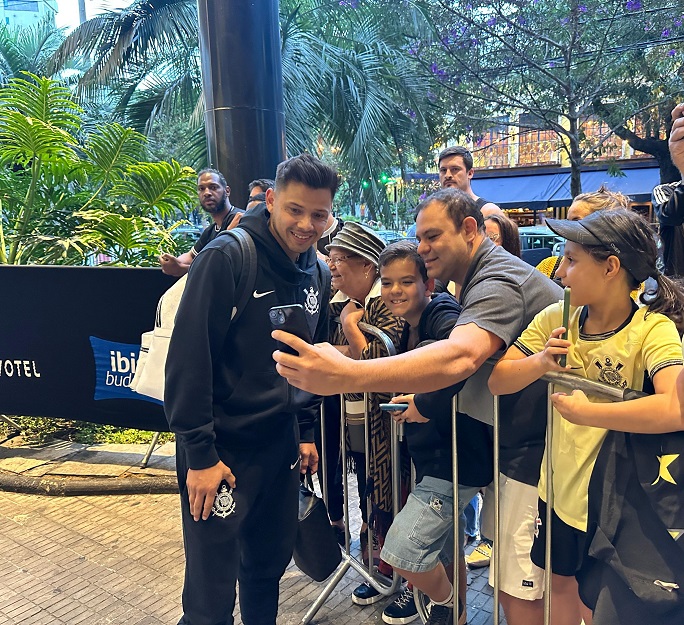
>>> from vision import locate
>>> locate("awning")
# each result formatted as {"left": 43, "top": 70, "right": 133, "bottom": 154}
{"left": 547, "top": 167, "right": 661, "bottom": 206}
{"left": 408, "top": 165, "right": 662, "bottom": 209}
{"left": 471, "top": 172, "right": 567, "bottom": 210}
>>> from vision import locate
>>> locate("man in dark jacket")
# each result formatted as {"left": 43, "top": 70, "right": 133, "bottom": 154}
{"left": 160, "top": 168, "right": 244, "bottom": 276}
{"left": 652, "top": 103, "right": 684, "bottom": 277}
{"left": 165, "top": 154, "right": 339, "bottom": 625}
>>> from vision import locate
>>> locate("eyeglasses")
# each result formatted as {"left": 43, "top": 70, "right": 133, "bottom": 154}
{"left": 326, "top": 255, "right": 355, "bottom": 267}
{"left": 486, "top": 232, "right": 500, "bottom": 242}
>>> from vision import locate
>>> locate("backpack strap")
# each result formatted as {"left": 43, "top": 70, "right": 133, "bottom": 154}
{"left": 221, "top": 228, "right": 257, "bottom": 323}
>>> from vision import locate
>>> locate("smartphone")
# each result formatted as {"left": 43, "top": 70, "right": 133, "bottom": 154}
{"left": 559, "top": 287, "right": 571, "bottom": 367}
{"left": 269, "top": 304, "right": 312, "bottom": 355}
{"left": 379, "top": 403, "right": 409, "bottom": 412}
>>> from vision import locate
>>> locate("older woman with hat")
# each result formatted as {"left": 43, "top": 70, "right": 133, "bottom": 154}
{"left": 324, "top": 222, "right": 404, "bottom": 604}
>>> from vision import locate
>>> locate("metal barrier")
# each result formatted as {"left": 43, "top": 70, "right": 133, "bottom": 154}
{"left": 302, "top": 322, "right": 403, "bottom": 624}
{"left": 411, "top": 363, "right": 646, "bottom": 625}
{"left": 302, "top": 335, "right": 648, "bottom": 625}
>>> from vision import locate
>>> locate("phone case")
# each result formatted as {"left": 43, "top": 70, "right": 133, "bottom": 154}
{"left": 269, "top": 304, "right": 312, "bottom": 355}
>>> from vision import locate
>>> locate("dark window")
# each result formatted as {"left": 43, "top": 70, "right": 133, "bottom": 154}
{"left": 3, "top": 1, "right": 40, "bottom": 10}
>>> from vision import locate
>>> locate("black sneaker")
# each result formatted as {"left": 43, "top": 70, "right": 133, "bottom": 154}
{"left": 351, "top": 582, "right": 383, "bottom": 605}
{"left": 426, "top": 600, "right": 466, "bottom": 625}
{"left": 425, "top": 603, "right": 451, "bottom": 625}
{"left": 382, "top": 587, "right": 419, "bottom": 624}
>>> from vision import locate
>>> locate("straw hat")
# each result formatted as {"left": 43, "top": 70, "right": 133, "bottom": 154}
{"left": 325, "top": 222, "right": 386, "bottom": 266}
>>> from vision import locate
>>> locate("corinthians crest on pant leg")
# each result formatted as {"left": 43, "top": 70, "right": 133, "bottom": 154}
{"left": 212, "top": 483, "right": 236, "bottom": 518}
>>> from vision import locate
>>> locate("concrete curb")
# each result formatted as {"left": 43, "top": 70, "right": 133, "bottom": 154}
{"left": 0, "top": 471, "right": 178, "bottom": 496}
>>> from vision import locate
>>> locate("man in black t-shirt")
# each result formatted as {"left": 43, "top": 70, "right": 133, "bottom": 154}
{"left": 160, "top": 168, "right": 244, "bottom": 276}
{"left": 652, "top": 103, "right": 684, "bottom": 278}
{"left": 438, "top": 146, "right": 503, "bottom": 218}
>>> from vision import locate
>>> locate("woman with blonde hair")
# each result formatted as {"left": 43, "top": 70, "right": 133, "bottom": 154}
{"left": 537, "top": 185, "right": 631, "bottom": 280}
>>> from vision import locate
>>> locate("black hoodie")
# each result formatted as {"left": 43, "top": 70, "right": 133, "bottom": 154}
{"left": 165, "top": 205, "right": 330, "bottom": 470}
{"left": 401, "top": 294, "right": 493, "bottom": 486}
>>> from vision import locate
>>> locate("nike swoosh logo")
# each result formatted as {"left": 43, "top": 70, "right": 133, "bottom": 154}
{"left": 253, "top": 290, "right": 275, "bottom": 299}
{"left": 290, "top": 457, "right": 301, "bottom": 470}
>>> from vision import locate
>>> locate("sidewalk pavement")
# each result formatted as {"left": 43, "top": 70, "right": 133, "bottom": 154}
{"left": 0, "top": 438, "right": 504, "bottom": 625}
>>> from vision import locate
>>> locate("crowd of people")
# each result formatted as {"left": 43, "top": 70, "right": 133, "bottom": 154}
{"left": 160, "top": 104, "right": 684, "bottom": 625}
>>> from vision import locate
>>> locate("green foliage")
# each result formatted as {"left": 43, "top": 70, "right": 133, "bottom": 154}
{"left": 413, "top": 0, "right": 684, "bottom": 192}
{"left": 0, "top": 415, "right": 173, "bottom": 445}
{"left": 53, "top": 0, "right": 439, "bottom": 219}
{"left": 0, "top": 74, "right": 196, "bottom": 266}
{"left": 110, "top": 160, "right": 197, "bottom": 219}
{"left": 0, "top": 17, "right": 68, "bottom": 84}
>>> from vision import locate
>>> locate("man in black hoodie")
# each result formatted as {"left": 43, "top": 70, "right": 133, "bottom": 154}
{"left": 165, "top": 154, "right": 339, "bottom": 625}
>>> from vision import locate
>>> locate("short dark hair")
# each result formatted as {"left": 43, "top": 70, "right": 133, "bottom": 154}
{"left": 378, "top": 240, "right": 428, "bottom": 282}
{"left": 485, "top": 214, "right": 521, "bottom": 257}
{"left": 438, "top": 146, "right": 473, "bottom": 170}
{"left": 416, "top": 188, "right": 484, "bottom": 231}
{"left": 197, "top": 167, "right": 227, "bottom": 188}
{"left": 247, "top": 192, "right": 266, "bottom": 204}
{"left": 275, "top": 153, "right": 340, "bottom": 198}
{"left": 248, "top": 178, "right": 274, "bottom": 193}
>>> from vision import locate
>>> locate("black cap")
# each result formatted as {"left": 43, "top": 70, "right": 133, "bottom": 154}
{"left": 546, "top": 211, "right": 653, "bottom": 283}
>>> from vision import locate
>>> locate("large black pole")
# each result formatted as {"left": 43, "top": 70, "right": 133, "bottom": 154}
{"left": 197, "top": 0, "right": 287, "bottom": 209}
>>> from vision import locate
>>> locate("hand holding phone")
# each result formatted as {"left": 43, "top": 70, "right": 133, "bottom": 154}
{"left": 269, "top": 305, "right": 312, "bottom": 356}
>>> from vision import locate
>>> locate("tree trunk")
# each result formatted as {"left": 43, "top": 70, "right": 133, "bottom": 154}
{"left": 78, "top": 0, "right": 86, "bottom": 24}
{"left": 613, "top": 129, "right": 680, "bottom": 184}
{"left": 567, "top": 117, "right": 583, "bottom": 197}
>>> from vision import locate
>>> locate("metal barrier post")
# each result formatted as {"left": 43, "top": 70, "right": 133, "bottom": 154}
{"left": 451, "top": 394, "right": 460, "bottom": 625}
{"left": 139, "top": 431, "right": 161, "bottom": 468}
{"left": 320, "top": 398, "right": 328, "bottom": 506}
{"left": 492, "top": 395, "right": 500, "bottom": 625}
{"left": 364, "top": 391, "right": 373, "bottom": 575}
{"left": 543, "top": 385, "right": 554, "bottom": 625}
{"left": 301, "top": 323, "right": 402, "bottom": 625}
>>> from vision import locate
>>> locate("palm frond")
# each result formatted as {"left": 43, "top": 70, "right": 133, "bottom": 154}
{"left": 110, "top": 159, "right": 197, "bottom": 219}
{"left": 82, "top": 122, "right": 148, "bottom": 186}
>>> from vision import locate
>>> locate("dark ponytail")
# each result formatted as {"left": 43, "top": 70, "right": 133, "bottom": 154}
{"left": 641, "top": 274, "right": 684, "bottom": 337}
{"left": 581, "top": 209, "right": 684, "bottom": 335}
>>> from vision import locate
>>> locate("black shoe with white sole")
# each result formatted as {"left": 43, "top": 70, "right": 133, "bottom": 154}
{"left": 351, "top": 582, "right": 383, "bottom": 605}
{"left": 382, "top": 587, "right": 419, "bottom": 624}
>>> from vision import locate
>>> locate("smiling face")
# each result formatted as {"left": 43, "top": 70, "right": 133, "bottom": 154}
{"left": 327, "top": 247, "right": 371, "bottom": 296}
{"left": 380, "top": 258, "right": 432, "bottom": 326}
{"left": 197, "top": 172, "right": 228, "bottom": 213}
{"left": 416, "top": 200, "right": 473, "bottom": 284}
{"left": 438, "top": 154, "right": 474, "bottom": 191}
{"left": 266, "top": 182, "right": 333, "bottom": 260}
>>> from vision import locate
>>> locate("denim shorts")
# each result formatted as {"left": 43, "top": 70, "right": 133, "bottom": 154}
{"left": 381, "top": 476, "right": 480, "bottom": 573}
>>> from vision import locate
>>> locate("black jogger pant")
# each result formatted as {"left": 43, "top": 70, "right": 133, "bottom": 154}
{"left": 176, "top": 428, "right": 300, "bottom": 625}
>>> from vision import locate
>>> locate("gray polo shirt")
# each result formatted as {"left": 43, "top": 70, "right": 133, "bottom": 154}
{"left": 457, "top": 238, "right": 562, "bottom": 485}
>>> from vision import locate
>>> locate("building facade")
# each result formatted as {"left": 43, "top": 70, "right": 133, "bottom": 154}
{"left": 1, "top": 0, "right": 56, "bottom": 27}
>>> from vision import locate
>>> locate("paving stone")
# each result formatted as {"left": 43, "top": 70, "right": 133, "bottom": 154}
{"left": 0, "top": 476, "right": 507, "bottom": 625}
{"left": 0, "top": 457, "right": 50, "bottom": 473}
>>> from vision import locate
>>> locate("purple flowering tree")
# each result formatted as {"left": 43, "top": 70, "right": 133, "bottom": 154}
{"left": 413, "top": 0, "right": 684, "bottom": 192}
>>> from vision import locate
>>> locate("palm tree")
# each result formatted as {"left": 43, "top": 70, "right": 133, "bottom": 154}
{"left": 0, "top": 17, "right": 68, "bottom": 84}
{"left": 53, "top": 0, "right": 438, "bottom": 217}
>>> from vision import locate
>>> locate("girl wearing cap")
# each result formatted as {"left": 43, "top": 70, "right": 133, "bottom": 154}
{"left": 488, "top": 209, "right": 684, "bottom": 625}
{"left": 325, "top": 223, "right": 405, "bottom": 603}
{"left": 536, "top": 185, "right": 630, "bottom": 280}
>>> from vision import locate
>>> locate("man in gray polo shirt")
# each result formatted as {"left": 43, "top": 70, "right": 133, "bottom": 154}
{"left": 273, "top": 188, "right": 562, "bottom": 625}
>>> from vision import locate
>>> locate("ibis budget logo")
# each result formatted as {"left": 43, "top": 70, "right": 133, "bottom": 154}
{"left": 89, "top": 336, "right": 160, "bottom": 404}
